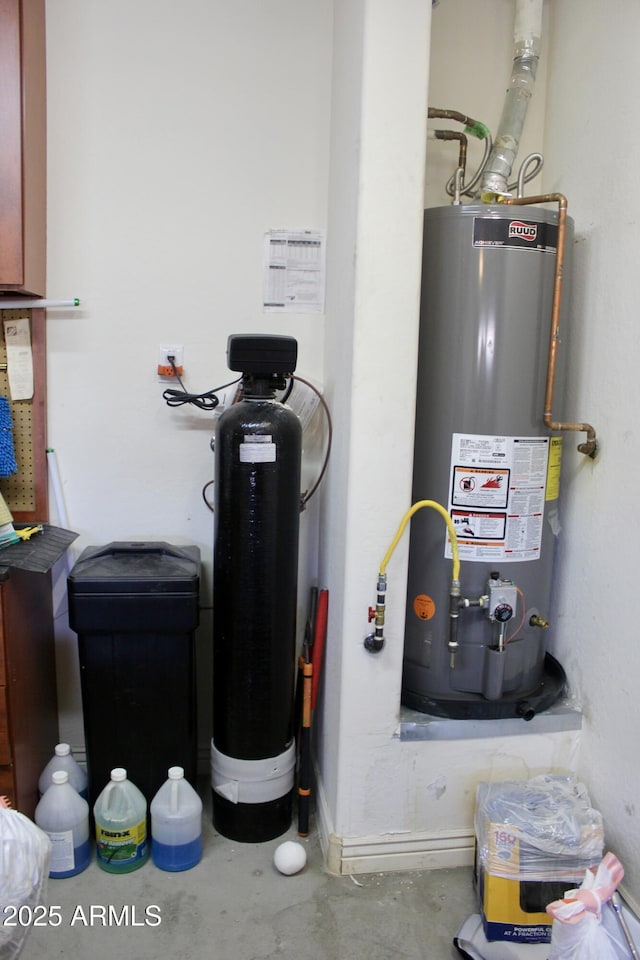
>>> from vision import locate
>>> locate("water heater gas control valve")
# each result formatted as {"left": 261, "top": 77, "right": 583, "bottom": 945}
{"left": 487, "top": 576, "right": 517, "bottom": 623}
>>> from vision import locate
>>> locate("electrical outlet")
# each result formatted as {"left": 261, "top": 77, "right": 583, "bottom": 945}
{"left": 157, "top": 344, "right": 184, "bottom": 378}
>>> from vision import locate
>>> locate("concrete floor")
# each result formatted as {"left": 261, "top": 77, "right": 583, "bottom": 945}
{"left": 19, "top": 789, "right": 478, "bottom": 960}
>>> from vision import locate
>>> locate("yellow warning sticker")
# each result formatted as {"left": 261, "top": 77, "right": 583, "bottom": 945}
{"left": 545, "top": 436, "right": 563, "bottom": 501}
{"left": 413, "top": 594, "right": 436, "bottom": 621}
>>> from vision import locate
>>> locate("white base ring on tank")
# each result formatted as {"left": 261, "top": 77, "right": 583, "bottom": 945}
{"left": 210, "top": 740, "right": 296, "bottom": 805}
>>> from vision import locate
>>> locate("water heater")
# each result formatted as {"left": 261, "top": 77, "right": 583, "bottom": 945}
{"left": 402, "top": 203, "right": 573, "bottom": 720}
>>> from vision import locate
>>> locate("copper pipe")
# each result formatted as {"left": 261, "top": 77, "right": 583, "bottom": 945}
{"left": 428, "top": 108, "right": 477, "bottom": 127}
{"left": 433, "top": 130, "right": 468, "bottom": 183}
{"left": 497, "top": 193, "right": 597, "bottom": 459}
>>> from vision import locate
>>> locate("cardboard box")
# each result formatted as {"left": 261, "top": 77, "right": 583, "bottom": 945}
{"left": 474, "top": 777, "right": 604, "bottom": 943}
{"left": 476, "top": 831, "right": 587, "bottom": 943}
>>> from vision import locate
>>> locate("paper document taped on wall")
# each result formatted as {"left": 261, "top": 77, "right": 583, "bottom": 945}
{"left": 263, "top": 229, "right": 326, "bottom": 313}
{"left": 3, "top": 317, "right": 34, "bottom": 400}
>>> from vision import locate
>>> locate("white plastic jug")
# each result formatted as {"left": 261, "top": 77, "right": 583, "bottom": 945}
{"left": 150, "top": 766, "right": 202, "bottom": 871}
{"left": 93, "top": 768, "right": 148, "bottom": 873}
{"left": 38, "top": 743, "right": 89, "bottom": 799}
{"left": 34, "top": 771, "right": 90, "bottom": 878}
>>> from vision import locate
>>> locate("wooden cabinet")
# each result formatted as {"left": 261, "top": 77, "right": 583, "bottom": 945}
{"left": 0, "top": 309, "right": 57, "bottom": 819}
{"left": 0, "top": 313, "right": 58, "bottom": 825}
{"left": 0, "top": 0, "right": 46, "bottom": 297}
{"left": 0, "top": 0, "right": 56, "bottom": 819}
{"left": 0, "top": 566, "right": 57, "bottom": 820}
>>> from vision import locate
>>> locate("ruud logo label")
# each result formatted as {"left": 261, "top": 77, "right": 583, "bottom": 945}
{"left": 473, "top": 216, "right": 557, "bottom": 252}
{"left": 508, "top": 220, "right": 537, "bottom": 241}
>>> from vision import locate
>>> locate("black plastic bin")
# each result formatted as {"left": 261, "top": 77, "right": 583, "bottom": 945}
{"left": 67, "top": 541, "right": 200, "bottom": 806}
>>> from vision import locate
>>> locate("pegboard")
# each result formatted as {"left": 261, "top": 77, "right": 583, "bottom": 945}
{"left": 0, "top": 308, "right": 48, "bottom": 522}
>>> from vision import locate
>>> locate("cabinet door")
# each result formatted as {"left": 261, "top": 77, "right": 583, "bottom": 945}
{"left": 2, "top": 571, "right": 57, "bottom": 818}
{"left": 0, "top": 595, "right": 8, "bottom": 769}
{"left": 0, "top": 0, "right": 46, "bottom": 296}
{"left": 0, "top": 687, "right": 10, "bottom": 766}
{"left": 0, "top": 766, "right": 13, "bottom": 802}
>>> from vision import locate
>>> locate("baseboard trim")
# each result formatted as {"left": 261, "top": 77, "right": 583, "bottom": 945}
{"left": 313, "top": 766, "right": 474, "bottom": 876}
{"left": 327, "top": 827, "right": 475, "bottom": 876}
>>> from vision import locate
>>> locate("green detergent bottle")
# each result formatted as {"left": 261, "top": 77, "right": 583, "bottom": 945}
{"left": 94, "top": 768, "right": 148, "bottom": 873}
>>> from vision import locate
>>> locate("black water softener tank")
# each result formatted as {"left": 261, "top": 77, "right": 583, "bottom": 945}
{"left": 211, "top": 335, "right": 302, "bottom": 842}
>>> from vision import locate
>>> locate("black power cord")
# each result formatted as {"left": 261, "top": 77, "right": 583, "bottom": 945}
{"left": 161, "top": 355, "right": 241, "bottom": 411}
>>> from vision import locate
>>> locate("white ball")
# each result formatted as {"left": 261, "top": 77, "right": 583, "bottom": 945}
{"left": 273, "top": 840, "right": 307, "bottom": 875}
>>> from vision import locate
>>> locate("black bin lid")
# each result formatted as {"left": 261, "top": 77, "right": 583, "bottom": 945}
{"left": 68, "top": 541, "right": 200, "bottom": 595}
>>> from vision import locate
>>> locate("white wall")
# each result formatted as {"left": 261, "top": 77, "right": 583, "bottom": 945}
{"left": 542, "top": 0, "right": 640, "bottom": 908}
{"left": 317, "top": 0, "right": 432, "bottom": 840}
{"left": 45, "top": 0, "right": 333, "bottom": 750}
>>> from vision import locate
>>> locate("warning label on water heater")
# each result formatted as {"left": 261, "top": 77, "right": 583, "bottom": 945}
{"left": 445, "top": 434, "right": 549, "bottom": 563}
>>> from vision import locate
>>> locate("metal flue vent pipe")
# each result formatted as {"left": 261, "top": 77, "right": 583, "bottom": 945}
{"left": 481, "top": 0, "right": 543, "bottom": 199}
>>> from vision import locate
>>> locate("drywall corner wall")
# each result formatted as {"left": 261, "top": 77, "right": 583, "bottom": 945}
{"left": 318, "top": 0, "right": 432, "bottom": 838}
{"left": 542, "top": 0, "right": 640, "bottom": 909}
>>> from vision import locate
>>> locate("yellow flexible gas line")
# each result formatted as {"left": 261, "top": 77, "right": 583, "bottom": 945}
{"left": 379, "top": 499, "right": 460, "bottom": 580}
{"left": 365, "top": 499, "right": 460, "bottom": 654}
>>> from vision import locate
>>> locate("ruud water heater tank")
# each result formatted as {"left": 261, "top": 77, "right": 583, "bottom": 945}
{"left": 402, "top": 203, "right": 572, "bottom": 720}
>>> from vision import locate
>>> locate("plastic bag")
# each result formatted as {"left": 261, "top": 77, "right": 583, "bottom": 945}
{"left": 548, "top": 910, "right": 620, "bottom": 960}
{"left": 547, "top": 853, "right": 625, "bottom": 960}
{"left": 0, "top": 799, "right": 51, "bottom": 960}
{"left": 475, "top": 775, "right": 604, "bottom": 882}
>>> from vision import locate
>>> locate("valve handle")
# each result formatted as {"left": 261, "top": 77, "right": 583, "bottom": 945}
{"left": 494, "top": 603, "right": 513, "bottom": 623}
